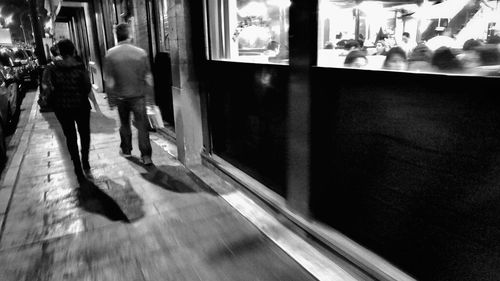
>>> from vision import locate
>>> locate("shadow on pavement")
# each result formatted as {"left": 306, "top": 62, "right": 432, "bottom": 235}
{"left": 90, "top": 112, "right": 117, "bottom": 134}
{"left": 85, "top": 176, "right": 146, "bottom": 222}
{"left": 207, "top": 235, "right": 264, "bottom": 262}
{"left": 77, "top": 181, "right": 130, "bottom": 222}
{"left": 41, "top": 112, "right": 145, "bottom": 223}
{"left": 126, "top": 156, "right": 218, "bottom": 195}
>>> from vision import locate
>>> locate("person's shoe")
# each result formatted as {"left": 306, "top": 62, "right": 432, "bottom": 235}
{"left": 119, "top": 150, "right": 132, "bottom": 158}
{"left": 141, "top": 156, "right": 153, "bottom": 166}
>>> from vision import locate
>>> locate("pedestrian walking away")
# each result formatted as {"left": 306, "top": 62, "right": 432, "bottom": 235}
{"left": 104, "top": 22, "right": 155, "bottom": 166}
{"left": 41, "top": 39, "right": 100, "bottom": 183}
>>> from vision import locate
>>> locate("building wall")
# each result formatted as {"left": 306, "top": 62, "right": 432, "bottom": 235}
{"left": 131, "top": 0, "right": 151, "bottom": 57}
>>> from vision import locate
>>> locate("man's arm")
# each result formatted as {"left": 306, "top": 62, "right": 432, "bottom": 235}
{"left": 82, "top": 68, "right": 101, "bottom": 113}
{"left": 143, "top": 53, "right": 155, "bottom": 106}
{"left": 103, "top": 55, "right": 118, "bottom": 108}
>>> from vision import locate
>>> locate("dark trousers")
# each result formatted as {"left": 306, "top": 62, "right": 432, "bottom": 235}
{"left": 54, "top": 108, "right": 90, "bottom": 174}
{"left": 117, "top": 97, "right": 152, "bottom": 158}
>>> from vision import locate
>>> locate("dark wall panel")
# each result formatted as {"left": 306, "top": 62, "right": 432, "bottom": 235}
{"left": 207, "top": 61, "right": 289, "bottom": 196}
{"left": 311, "top": 68, "right": 500, "bottom": 280}
{"left": 153, "top": 52, "right": 174, "bottom": 126}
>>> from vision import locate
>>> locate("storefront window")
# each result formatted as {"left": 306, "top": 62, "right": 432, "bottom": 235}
{"left": 207, "top": 0, "right": 290, "bottom": 64}
{"left": 318, "top": 0, "right": 500, "bottom": 76}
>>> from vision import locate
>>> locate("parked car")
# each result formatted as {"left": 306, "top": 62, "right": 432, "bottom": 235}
{"left": 12, "top": 47, "right": 38, "bottom": 89}
{"left": 0, "top": 47, "right": 22, "bottom": 132}
{"left": 0, "top": 71, "right": 10, "bottom": 168}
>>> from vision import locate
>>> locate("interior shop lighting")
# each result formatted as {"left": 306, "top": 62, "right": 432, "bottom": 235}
{"left": 267, "top": 0, "right": 291, "bottom": 8}
{"left": 238, "top": 2, "right": 268, "bottom": 17}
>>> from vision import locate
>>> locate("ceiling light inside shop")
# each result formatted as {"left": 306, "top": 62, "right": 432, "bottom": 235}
{"left": 267, "top": 0, "right": 291, "bottom": 8}
{"left": 238, "top": 2, "right": 268, "bottom": 18}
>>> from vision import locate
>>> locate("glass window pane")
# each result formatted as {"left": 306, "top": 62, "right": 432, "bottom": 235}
{"left": 318, "top": 0, "right": 500, "bottom": 76}
{"left": 207, "top": 0, "right": 290, "bottom": 65}
{"left": 160, "top": 0, "right": 170, "bottom": 52}
{"left": 152, "top": 0, "right": 170, "bottom": 53}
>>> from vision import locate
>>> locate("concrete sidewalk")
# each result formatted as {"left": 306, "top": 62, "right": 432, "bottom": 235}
{"left": 0, "top": 90, "right": 359, "bottom": 281}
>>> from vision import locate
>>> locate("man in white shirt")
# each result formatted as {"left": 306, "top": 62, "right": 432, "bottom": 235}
{"left": 104, "top": 23, "right": 155, "bottom": 165}
{"left": 400, "top": 32, "right": 416, "bottom": 57}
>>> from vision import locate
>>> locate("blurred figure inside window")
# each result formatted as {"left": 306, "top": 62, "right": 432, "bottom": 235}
{"left": 339, "top": 39, "right": 361, "bottom": 56}
{"left": 431, "top": 47, "right": 463, "bottom": 73}
{"left": 373, "top": 40, "right": 388, "bottom": 56}
{"left": 399, "top": 32, "right": 416, "bottom": 56}
{"left": 408, "top": 43, "right": 433, "bottom": 72}
{"left": 383, "top": 47, "right": 407, "bottom": 71}
{"left": 487, "top": 35, "right": 500, "bottom": 45}
{"left": 458, "top": 39, "right": 482, "bottom": 71}
{"left": 473, "top": 44, "right": 500, "bottom": 76}
{"left": 344, "top": 50, "right": 367, "bottom": 68}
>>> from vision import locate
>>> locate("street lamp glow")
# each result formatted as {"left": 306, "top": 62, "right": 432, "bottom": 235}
{"left": 5, "top": 15, "right": 12, "bottom": 26}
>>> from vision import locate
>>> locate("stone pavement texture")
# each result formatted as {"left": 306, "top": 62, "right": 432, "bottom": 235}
{"left": 0, "top": 90, "right": 318, "bottom": 281}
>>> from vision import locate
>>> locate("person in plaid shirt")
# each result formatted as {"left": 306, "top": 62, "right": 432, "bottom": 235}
{"left": 42, "top": 39, "right": 99, "bottom": 183}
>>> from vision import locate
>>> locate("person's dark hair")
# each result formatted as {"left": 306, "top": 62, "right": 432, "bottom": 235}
{"left": 344, "top": 39, "right": 360, "bottom": 50}
{"left": 408, "top": 43, "right": 432, "bottom": 62}
{"left": 116, "top": 23, "right": 130, "bottom": 42}
{"left": 403, "top": 32, "right": 410, "bottom": 38}
{"left": 431, "top": 46, "right": 462, "bottom": 71}
{"left": 49, "top": 45, "right": 59, "bottom": 57}
{"left": 487, "top": 35, "right": 500, "bottom": 44}
{"left": 344, "top": 50, "right": 366, "bottom": 66}
{"left": 383, "top": 47, "right": 407, "bottom": 67}
{"left": 463, "top": 39, "right": 482, "bottom": 51}
{"left": 476, "top": 45, "right": 500, "bottom": 66}
{"left": 56, "top": 39, "right": 75, "bottom": 57}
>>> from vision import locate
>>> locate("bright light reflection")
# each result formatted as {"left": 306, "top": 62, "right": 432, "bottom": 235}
{"left": 238, "top": 25, "right": 271, "bottom": 47}
{"left": 5, "top": 15, "right": 12, "bottom": 25}
{"left": 268, "top": 0, "right": 291, "bottom": 8}
{"left": 238, "top": 2, "right": 268, "bottom": 18}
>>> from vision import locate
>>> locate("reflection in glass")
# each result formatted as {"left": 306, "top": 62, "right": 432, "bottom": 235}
{"left": 318, "top": 0, "right": 500, "bottom": 76}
